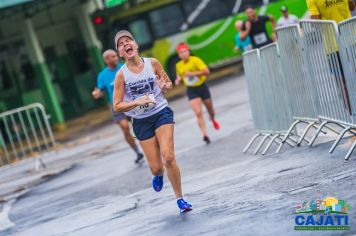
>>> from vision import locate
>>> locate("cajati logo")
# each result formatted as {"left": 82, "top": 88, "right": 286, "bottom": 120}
{"left": 294, "top": 197, "right": 351, "bottom": 231}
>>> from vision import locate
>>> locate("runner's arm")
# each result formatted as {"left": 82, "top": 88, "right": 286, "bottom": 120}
{"left": 93, "top": 74, "right": 105, "bottom": 99}
{"left": 185, "top": 68, "right": 209, "bottom": 77}
{"left": 349, "top": 0, "right": 356, "bottom": 11}
{"left": 239, "top": 21, "right": 251, "bottom": 41}
{"left": 151, "top": 58, "right": 173, "bottom": 92}
{"left": 310, "top": 15, "right": 321, "bottom": 19}
{"left": 307, "top": 0, "right": 321, "bottom": 19}
{"left": 92, "top": 87, "right": 104, "bottom": 99}
{"left": 186, "top": 57, "right": 210, "bottom": 77}
{"left": 113, "top": 71, "right": 154, "bottom": 112}
{"left": 269, "top": 15, "right": 276, "bottom": 31}
{"left": 175, "top": 75, "right": 182, "bottom": 85}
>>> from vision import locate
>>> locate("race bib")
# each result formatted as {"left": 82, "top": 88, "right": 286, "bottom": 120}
{"left": 244, "top": 44, "right": 253, "bottom": 52}
{"left": 134, "top": 93, "right": 156, "bottom": 115}
{"left": 254, "top": 33, "right": 268, "bottom": 45}
{"left": 184, "top": 76, "right": 199, "bottom": 86}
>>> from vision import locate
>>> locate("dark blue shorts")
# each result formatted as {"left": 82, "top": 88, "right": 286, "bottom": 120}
{"left": 132, "top": 107, "right": 174, "bottom": 141}
{"left": 186, "top": 83, "right": 211, "bottom": 100}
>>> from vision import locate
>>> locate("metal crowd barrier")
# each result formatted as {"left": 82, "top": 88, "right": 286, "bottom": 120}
{"left": 300, "top": 20, "right": 355, "bottom": 160}
{"left": 243, "top": 18, "right": 356, "bottom": 160}
{"left": 337, "top": 18, "right": 356, "bottom": 159}
{"left": 275, "top": 23, "right": 341, "bottom": 152}
{"left": 243, "top": 43, "right": 295, "bottom": 155}
{"left": 275, "top": 24, "right": 322, "bottom": 151}
{"left": 0, "top": 103, "right": 55, "bottom": 167}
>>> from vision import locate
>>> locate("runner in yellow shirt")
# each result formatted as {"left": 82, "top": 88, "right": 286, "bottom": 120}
{"left": 306, "top": 0, "right": 355, "bottom": 114}
{"left": 307, "top": 0, "right": 355, "bottom": 23}
{"left": 175, "top": 43, "right": 220, "bottom": 144}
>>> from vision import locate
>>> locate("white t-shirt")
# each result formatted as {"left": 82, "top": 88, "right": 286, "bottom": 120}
{"left": 277, "top": 15, "right": 299, "bottom": 27}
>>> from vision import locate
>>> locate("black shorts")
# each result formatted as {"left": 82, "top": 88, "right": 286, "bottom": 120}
{"left": 186, "top": 83, "right": 211, "bottom": 101}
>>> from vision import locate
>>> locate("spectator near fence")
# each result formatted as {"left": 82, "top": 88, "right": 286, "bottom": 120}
{"left": 92, "top": 49, "right": 144, "bottom": 164}
{"left": 307, "top": 0, "right": 355, "bottom": 23}
{"left": 306, "top": 0, "right": 356, "bottom": 114}
{"left": 239, "top": 5, "right": 276, "bottom": 49}
{"left": 234, "top": 20, "right": 253, "bottom": 53}
{"left": 277, "top": 6, "right": 299, "bottom": 27}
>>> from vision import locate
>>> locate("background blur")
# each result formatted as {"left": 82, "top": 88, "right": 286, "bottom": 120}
{"left": 0, "top": 0, "right": 305, "bottom": 128}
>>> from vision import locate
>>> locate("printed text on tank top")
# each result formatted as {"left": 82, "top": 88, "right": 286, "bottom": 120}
{"left": 122, "top": 58, "right": 168, "bottom": 119}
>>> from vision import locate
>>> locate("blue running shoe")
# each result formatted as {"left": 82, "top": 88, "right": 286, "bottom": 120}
{"left": 177, "top": 198, "right": 193, "bottom": 213}
{"left": 152, "top": 175, "right": 164, "bottom": 192}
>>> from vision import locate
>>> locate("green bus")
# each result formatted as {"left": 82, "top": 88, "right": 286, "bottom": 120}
{"left": 92, "top": 0, "right": 308, "bottom": 77}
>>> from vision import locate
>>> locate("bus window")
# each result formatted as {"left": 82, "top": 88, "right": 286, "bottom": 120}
{"left": 183, "top": 0, "right": 230, "bottom": 28}
{"left": 128, "top": 19, "right": 153, "bottom": 47}
{"left": 149, "top": 4, "right": 185, "bottom": 38}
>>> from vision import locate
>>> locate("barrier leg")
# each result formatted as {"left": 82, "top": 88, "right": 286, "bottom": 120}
{"left": 253, "top": 134, "right": 271, "bottom": 155}
{"left": 345, "top": 139, "right": 356, "bottom": 161}
{"left": 277, "top": 136, "right": 295, "bottom": 147}
{"left": 34, "top": 157, "right": 46, "bottom": 171}
{"left": 289, "top": 136, "right": 299, "bottom": 144}
{"left": 312, "top": 123, "right": 327, "bottom": 135}
{"left": 281, "top": 120, "right": 301, "bottom": 144}
{"left": 308, "top": 121, "right": 329, "bottom": 147}
{"left": 329, "top": 127, "right": 352, "bottom": 154}
{"left": 262, "top": 134, "right": 280, "bottom": 155}
{"left": 297, "top": 121, "right": 317, "bottom": 147}
{"left": 324, "top": 125, "right": 341, "bottom": 135}
{"left": 243, "top": 133, "right": 261, "bottom": 153}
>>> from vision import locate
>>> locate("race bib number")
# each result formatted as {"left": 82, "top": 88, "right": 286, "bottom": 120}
{"left": 134, "top": 93, "right": 156, "bottom": 114}
{"left": 184, "top": 76, "right": 199, "bottom": 86}
{"left": 253, "top": 33, "right": 268, "bottom": 45}
{"left": 244, "top": 44, "right": 253, "bottom": 52}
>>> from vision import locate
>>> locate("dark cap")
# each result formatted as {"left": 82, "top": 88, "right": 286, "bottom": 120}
{"left": 245, "top": 4, "right": 255, "bottom": 10}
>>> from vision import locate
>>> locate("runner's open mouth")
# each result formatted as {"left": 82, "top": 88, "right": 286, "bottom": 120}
{"left": 125, "top": 47, "right": 133, "bottom": 54}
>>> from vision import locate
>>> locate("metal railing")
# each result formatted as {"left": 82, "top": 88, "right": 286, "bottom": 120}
{"left": 243, "top": 44, "right": 295, "bottom": 155}
{"left": 0, "top": 103, "right": 55, "bottom": 167}
{"left": 243, "top": 18, "right": 356, "bottom": 160}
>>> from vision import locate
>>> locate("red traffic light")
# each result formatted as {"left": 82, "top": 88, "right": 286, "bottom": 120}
{"left": 93, "top": 16, "right": 104, "bottom": 25}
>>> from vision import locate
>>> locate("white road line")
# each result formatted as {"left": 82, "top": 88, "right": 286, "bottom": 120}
{"left": 0, "top": 200, "right": 15, "bottom": 231}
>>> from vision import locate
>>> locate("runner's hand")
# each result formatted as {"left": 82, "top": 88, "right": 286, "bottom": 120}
{"left": 156, "top": 70, "right": 169, "bottom": 92}
{"left": 135, "top": 94, "right": 156, "bottom": 106}
{"left": 175, "top": 77, "right": 181, "bottom": 86}
{"left": 92, "top": 88, "right": 103, "bottom": 99}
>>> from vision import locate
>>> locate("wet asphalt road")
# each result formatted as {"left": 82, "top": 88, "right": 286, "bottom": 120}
{"left": 2, "top": 73, "right": 356, "bottom": 236}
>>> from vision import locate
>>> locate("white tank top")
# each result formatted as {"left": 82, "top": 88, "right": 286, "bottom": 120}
{"left": 121, "top": 57, "right": 168, "bottom": 119}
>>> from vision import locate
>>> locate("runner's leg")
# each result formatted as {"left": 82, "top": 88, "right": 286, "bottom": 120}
{"left": 189, "top": 98, "right": 208, "bottom": 137}
{"left": 202, "top": 98, "right": 215, "bottom": 121}
{"left": 155, "top": 124, "right": 182, "bottom": 198}
{"left": 140, "top": 136, "right": 164, "bottom": 176}
{"left": 118, "top": 119, "right": 144, "bottom": 162}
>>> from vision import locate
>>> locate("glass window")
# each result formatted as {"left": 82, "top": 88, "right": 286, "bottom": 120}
{"left": 128, "top": 19, "right": 153, "bottom": 46}
{"left": 12, "top": 42, "right": 38, "bottom": 91}
{"left": 183, "top": 0, "right": 230, "bottom": 27}
{"left": 43, "top": 46, "right": 57, "bottom": 81}
{"left": 66, "top": 39, "right": 91, "bottom": 74}
{"left": 149, "top": 4, "right": 185, "bottom": 37}
{"left": 0, "top": 49, "right": 13, "bottom": 91}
